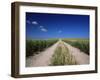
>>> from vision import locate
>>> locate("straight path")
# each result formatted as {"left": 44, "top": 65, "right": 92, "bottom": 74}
{"left": 26, "top": 39, "right": 89, "bottom": 67}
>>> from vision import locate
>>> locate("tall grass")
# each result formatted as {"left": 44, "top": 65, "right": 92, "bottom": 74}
{"left": 50, "top": 42, "right": 77, "bottom": 65}
{"left": 63, "top": 39, "right": 89, "bottom": 55}
{"left": 26, "top": 39, "right": 57, "bottom": 57}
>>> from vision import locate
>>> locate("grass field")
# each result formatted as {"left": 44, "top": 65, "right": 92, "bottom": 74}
{"left": 26, "top": 39, "right": 57, "bottom": 57}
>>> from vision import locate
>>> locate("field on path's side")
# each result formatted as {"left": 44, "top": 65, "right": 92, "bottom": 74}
{"left": 26, "top": 39, "right": 57, "bottom": 57}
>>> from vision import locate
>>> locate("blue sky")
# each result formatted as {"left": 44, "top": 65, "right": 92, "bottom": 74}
{"left": 26, "top": 12, "right": 89, "bottom": 40}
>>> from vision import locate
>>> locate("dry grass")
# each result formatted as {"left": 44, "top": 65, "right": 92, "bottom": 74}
{"left": 50, "top": 41, "right": 77, "bottom": 66}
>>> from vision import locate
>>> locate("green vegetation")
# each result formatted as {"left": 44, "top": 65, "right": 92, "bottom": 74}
{"left": 63, "top": 39, "right": 89, "bottom": 55}
{"left": 61, "top": 38, "right": 89, "bottom": 42}
{"left": 50, "top": 42, "right": 77, "bottom": 65}
{"left": 26, "top": 39, "right": 57, "bottom": 57}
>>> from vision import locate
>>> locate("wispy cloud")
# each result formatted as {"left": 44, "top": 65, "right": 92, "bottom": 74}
{"left": 41, "top": 28, "right": 48, "bottom": 32}
{"left": 26, "top": 20, "right": 48, "bottom": 32}
{"left": 58, "top": 30, "right": 62, "bottom": 33}
{"left": 40, "top": 26, "right": 48, "bottom": 32}
{"left": 40, "top": 26, "right": 44, "bottom": 28}
{"left": 32, "top": 21, "right": 38, "bottom": 25}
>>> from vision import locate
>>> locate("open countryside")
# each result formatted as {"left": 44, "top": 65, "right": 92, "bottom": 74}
{"left": 26, "top": 12, "right": 89, "bottom": 67}
{"left": 26, "top": 39, "right": 89, "bottom": 67}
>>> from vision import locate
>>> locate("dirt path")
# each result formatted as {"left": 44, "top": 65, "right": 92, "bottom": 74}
{"left": 26, "top": 39, "right": 89, "bottom": 67}
{"left": 62, "top": 41, "right": 89, "bottom": 64}
{"left": 26, "top": 41, "right": 60, "bottom": 67}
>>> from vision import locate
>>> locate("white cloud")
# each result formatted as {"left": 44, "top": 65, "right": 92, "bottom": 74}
{"left": 41, "top": 28, "right": 48, "bottom": 32}
{"left": 40, "top": 26, "right": 44, "bottom": 28}
{"left": 26, "top": 20, "right": 31, "bottom": 24}
{"left": 40, "top": 26, "right": 48, "bottom": 32}
{"left": 27, "top": 21, "right": 48, "bottom": 32}
{"left": 32, "top": 21, "right": 38, "bottom": 25}
{"left": 58, "top": 30, "right": 62, "bottom": 33}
